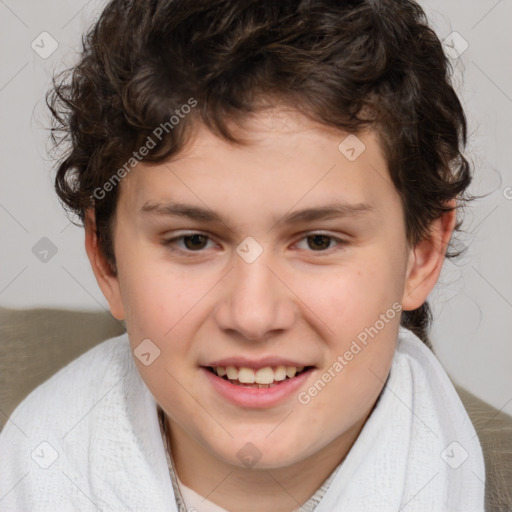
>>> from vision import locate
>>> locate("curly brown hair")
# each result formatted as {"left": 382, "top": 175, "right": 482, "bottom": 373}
{"left": 47, "top": 0, "right": 472, "bottom": 347}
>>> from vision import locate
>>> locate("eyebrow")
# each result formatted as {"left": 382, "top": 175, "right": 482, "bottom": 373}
{"left": 140, "top": 200, "right": 373, "bottom": 225}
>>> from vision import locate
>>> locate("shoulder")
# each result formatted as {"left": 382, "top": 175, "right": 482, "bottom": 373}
{"left": 455, "top": 385, "right": 512, "bottom": 511}
{"left": 0, "top": 332, "right": 132, "bottom": 459}
{"left": 6, "top": 332, "right": 132, "bottom": 427}
{"left": 397, "top": 326, "right": 512, "bottom": 511}
{"left": 0, "top": 332, "right": 172, "bottom": 510}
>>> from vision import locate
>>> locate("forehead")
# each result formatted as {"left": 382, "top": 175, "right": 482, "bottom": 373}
{"left": 117, "top": 109, "right": 398, "bottom": 227}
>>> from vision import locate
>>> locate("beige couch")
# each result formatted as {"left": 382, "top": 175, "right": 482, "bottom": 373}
{"left": 1, "top": 306, "right": 511, "bottom": 510}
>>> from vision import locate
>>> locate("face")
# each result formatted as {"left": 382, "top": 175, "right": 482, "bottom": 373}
{"left": 86, "top": 108, "right": 451, "bottom": 470}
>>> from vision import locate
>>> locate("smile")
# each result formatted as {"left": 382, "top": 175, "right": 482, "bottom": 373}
{"left": 206, "top": 365, "right": 312, "bottom": 388}
{"left": 201, "top": 364, "right": 315, "bottom": 407}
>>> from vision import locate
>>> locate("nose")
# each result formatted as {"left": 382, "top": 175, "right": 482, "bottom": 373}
{"left": 214, "top": 252, "right": 297, "bottom": 342}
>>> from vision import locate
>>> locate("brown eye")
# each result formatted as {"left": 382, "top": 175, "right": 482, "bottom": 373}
{"left": 294, "top": 233, "right": 347, "bottom": 255}
{"left": 182, "top": 234, "right": 209, "bottom": 250}
{"left": 161, "top": 232, "right": 216, "bottom": 256}
{"left": 306, "top": 234, "right": 334, "bottom": 251}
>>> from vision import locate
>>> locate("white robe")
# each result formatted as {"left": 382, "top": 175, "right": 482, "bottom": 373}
{"left": 0, "top": 327, "right": 485, "bottom": 511}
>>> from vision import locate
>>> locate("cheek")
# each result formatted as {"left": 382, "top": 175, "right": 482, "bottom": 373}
{"left": 294, "top": 254, "right": 401, "bottom": 401}
{"left": 118, "top": 243, "right": 204, "bottom": 336}
{"left": 119, "top": 260, "right": 209, "bottom": 417}
{"left": 296, "top": 269, "right": 400, "bottom": 447}
{"left": 300, "top": 257, "right": 402, "bottom": 340}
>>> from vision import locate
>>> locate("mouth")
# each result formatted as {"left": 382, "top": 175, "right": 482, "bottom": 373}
{"left": 203, "top": 365, "right": 314, "bottom": 388}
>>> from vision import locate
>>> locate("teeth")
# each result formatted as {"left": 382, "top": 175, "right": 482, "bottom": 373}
{"left": 255, "top": 367, "right": 275, "bottom": 384}
{"left": 238, "top": 367, "right": 255, "bottom": 384}
{"left": 212, "top": 364, "right": 307, "bottom": 384}
{"left": 274, "top": 366, "right": 287, "bottom": 381}
{"left": 226, "top": 366, "right": 238, "bottom": 380}
{"left": 286, "top": 366, "right": 297, "bottom": 378}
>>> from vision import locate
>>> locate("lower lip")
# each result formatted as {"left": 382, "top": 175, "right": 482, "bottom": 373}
{"left": 201, "top": 367, "right": 314, "bottom": 408}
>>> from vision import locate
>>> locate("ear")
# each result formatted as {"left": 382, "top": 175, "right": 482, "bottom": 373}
{"left": 402, "top": 200, "right": 457, "bottom": 311}
{"left": 84, "top": 208, "right": 125, "bottom": 320}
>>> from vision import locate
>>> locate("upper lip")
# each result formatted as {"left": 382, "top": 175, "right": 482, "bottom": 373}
{"left": 202, "top": 356, "right": 313, "bottom": 369}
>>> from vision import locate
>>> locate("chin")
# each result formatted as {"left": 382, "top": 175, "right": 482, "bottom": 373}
{"left": 206, "top": 432, "right": 317, "bottom": 470}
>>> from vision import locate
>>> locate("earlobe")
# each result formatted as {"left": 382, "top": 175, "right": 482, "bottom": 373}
{"left": 84, "top": 208, "right": 125, "bottom": 320}
{"left": 402, "top": 202, "right": 457, "bottom": 311}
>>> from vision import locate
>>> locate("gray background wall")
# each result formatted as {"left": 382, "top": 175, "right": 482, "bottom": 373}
{"left": 0, "top": 0, "right": 511, "bottom": 415}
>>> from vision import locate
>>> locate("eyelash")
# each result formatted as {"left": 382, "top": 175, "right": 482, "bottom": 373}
{"left": 160, "top": 232, "right": 348, "bottom": 257}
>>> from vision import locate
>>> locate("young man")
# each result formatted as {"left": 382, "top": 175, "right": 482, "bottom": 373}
{"left": 0, "top": 1, "right": 486, "bottom": 510}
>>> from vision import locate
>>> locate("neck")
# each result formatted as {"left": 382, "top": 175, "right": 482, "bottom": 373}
{"left": 164, "top": 408, "right": 373, "bottom": 512}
